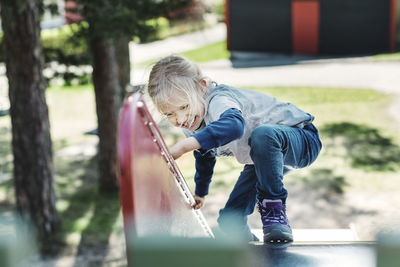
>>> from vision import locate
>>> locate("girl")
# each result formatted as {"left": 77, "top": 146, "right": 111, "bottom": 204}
{"left": 147, "top": 55, "right": 322, "bottom": 246}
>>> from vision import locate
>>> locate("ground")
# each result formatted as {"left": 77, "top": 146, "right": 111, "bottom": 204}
{"left": 203, "top": 181, "right": 400, "bottom": 241}
{"left": 31, "top": 54, "right": 400, "bottom": 266}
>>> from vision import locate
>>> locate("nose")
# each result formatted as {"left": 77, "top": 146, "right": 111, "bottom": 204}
{"left": 175, "top": 111, "right": 187, "bottom": 126}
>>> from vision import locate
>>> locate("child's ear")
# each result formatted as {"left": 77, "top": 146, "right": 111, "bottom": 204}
{"left": 200, "top": 79, "right": 207, "bottom": 87}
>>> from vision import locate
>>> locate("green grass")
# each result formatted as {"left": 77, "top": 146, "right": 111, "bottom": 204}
{"left": 135, "top": 40, "right": 229, "bottom": 67}
{"left": 46, "top": 84, "right": 97, "bottom": 141}
{"left": 373, "top": 52, "right": 400, "bottom": 62}
{"left": 181, "top": 41, "right": 229, "bottom": 63}
{"left": 248, "top": 86, "right": 395, "bottom": 130}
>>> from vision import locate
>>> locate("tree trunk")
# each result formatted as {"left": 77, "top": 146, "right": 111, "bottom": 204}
{"left": 0, "top": 0, "right": 59, "bottom": 244}
{"left": 91, "top": 38, "right": 121, "bottom": 192}
{"left": 115, "top": 35, "right": 131, "bottom": 101}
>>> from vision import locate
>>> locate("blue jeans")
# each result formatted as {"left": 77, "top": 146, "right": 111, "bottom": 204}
{"left": 217, "top": 124, "right": 322, "bottom": 240}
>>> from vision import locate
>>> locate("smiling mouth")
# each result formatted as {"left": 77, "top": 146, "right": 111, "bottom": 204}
{"left": 184, "top": 116, "right": 197, "bottom": 129}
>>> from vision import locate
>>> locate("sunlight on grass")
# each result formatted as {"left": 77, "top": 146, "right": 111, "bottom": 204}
{"left": 373, "top": 52, "right": 400, "bottom": 62}
{"left": 46, "top": 84, "right": 97, "bottom": 141}
{"left": 71, "top": 208, "right": 95, "bottom": 233}
{"left": 181, "top": 41, "right": 229, "bottom": 63}
{"left": 248, "top": 86, "right": 388, "bottom": 106}
{"left": 248, "top": 86, "right": 397, "bottom": 136}
{"left": 134, "top": 40, "right": 229, "bottom": 67}
{"left": 65, "top": 232, "right": 82, "bottom": 246}
{"left": 56, "top": 199, "right": 69, "bottom": 213}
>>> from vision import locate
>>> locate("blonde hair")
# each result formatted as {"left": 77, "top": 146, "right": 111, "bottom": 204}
{"left": 147, "top": 55, "right": 211, "bottom": 121}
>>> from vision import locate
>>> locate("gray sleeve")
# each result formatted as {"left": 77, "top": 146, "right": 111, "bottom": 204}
{"left": 207, "top": 95, "right": 242, "bottom": 122}
{"left": 182, "top": 129, "right": 192, "bottom": 137}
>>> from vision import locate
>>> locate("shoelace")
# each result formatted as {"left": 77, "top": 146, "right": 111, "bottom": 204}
{"left": 258, "top": 204, "right": 288, "bottom": 225}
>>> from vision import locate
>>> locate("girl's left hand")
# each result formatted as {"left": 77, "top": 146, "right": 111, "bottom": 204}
{"left": 192, "top": 195, "right": 205, "bottom": 209}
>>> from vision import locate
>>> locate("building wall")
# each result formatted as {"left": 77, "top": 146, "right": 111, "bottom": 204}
{"left": 319, "top": 0, "right": 390, "bottom": 54}
{"left": 227, "top": 0, "right": 398, "bottom": 55}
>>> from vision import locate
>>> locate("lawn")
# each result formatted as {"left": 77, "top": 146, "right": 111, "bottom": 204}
{"left": 1, "top": 83, "right": 399, "bottom": 255}
{"left": 181, "top": 41, "right": 229, "bottom": 63}
{"left": 134, "top": 40, "right": 229, "bottom": 67}
{"left": 373, "top": 52, "right": 400, "bottom": 62}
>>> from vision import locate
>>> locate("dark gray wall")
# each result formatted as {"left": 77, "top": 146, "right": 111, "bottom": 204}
{"left": 228, "top": 0, "right": 393, "bottom": 55}
{"left": 229, "top": 0, "right": 292, "bottom": 53}
{"left": 319, "top": 0, "right": 391, "bottom": 54}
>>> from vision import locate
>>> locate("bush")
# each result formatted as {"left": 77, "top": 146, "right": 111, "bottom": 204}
{"left": 1, "top": 25, "right": 92, "bottom": 86}
{"left": 136, "top": 17, "right": 170, "bottom": 43}
{"left": 41, "top": 23, "right": 92, "bottom": 86}
{"left": 41, "top": 23, "right": 90, "bottom": 63}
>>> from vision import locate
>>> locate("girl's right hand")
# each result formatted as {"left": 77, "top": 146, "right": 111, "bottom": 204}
{"left": 192, "top": 195, "right": 205, "bottom": 209}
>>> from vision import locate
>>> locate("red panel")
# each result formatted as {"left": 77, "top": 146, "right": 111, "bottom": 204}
{"left": 118, "top": 95, "right": 136, "bottom": 234}
{"left": 117, "top": 94, "right": 213, "bottom": 239}
{"left": 292, "top": 0, "right": 320, "bottom": 55}
{"left": 390, "top": 0, "right": 397, "bottom": 52}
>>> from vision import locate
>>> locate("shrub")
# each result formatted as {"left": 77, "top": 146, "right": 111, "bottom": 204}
{"left": 41, "top": 24, "right": 92, "bottom": 86}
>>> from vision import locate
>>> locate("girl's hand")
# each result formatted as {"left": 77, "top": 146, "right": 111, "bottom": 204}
{"left": 192, "top": 195, "right": 205, "bottom": 209}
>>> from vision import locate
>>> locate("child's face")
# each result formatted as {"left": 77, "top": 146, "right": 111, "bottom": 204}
{"left": 160, "top": 92, "right": 205, "bottom": 131}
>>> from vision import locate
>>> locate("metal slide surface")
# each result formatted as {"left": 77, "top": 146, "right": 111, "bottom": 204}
{"left": 117, "top": 93, "right": 213, "bottom": 238}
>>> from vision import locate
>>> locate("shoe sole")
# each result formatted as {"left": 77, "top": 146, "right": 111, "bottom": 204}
{"left": 263, "top": 226, "right": 293, "bottom": 248}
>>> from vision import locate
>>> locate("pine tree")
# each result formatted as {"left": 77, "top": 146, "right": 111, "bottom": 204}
{"left": 0, "top": 0, "right": 60, "bottom": 246}
{"left": 76, "top": 0, "right": 192, "bottom": 191}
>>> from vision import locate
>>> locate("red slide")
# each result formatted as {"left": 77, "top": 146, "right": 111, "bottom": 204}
{"left": 117, "top": 93, "right": 214, "bottom": 240}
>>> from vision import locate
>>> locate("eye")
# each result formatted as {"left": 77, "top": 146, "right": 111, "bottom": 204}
{"left": 164, "top": 113, "right": 173, "bottom": 118}
{"left": 180, "top": 104, "right": 189, "bottom": 110}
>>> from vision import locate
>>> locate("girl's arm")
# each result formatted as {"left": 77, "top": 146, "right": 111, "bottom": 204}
{"left": 192, "top": 149, "right": 216, "bottom": 209}
{"left": 169, "top": 136, "right": 201, "bottom": 159}
{"left": 170, "top": 108, "right": 245, "bottom": 159}
{"left": 193, "top": 149, "right": 216, "bottom": 197}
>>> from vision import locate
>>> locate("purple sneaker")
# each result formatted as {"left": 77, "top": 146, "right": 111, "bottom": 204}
{"left": 258, "top": 199, "right": 293, "bottom": 247}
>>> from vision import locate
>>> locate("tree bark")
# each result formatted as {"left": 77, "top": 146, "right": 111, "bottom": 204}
{"left": 0, "top": 0, "right": 59, "bottom": 243}
{"left": 91, "top": 38, "right": 121, "bottom": 192}
{"left": 114, "top": 35, "right": 131, "bottom": 101}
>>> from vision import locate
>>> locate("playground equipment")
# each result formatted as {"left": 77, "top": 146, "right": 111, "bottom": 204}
{"left": 117, "top": 93, "right": 393, "bottom": 267}
{"left": 117, "top": 93, "right": 213, "bottom": 239}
